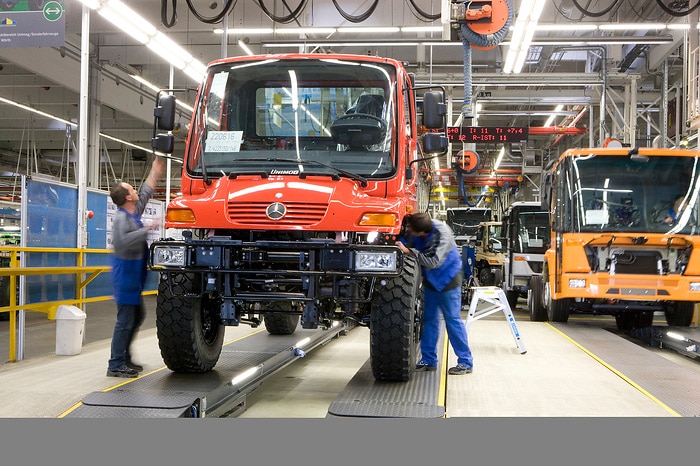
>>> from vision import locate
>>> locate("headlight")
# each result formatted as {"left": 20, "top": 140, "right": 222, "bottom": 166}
{"left": 689, "top": 282, "right": 700, "bottom": 291}
{"left": 355, "top": 251, "right": 397, "bottom": 271}
{"left": 569, "top": 279, "right": 586, "bottom": 288}
{"left": 152, "top": 246, "right": 186, "bottom": 267}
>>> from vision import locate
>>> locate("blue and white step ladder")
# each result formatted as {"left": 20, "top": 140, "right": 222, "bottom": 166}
{"left": 465, "top": 286, "right": 527, "bottom": 354}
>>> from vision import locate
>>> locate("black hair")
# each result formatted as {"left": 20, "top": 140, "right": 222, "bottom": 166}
{"left": 406, "top": 212, "right": 433, "bottom": 234}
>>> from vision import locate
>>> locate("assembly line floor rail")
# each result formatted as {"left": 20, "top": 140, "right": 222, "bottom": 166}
{"left": 62, "top": 323, "right": 347, "bottom": 418}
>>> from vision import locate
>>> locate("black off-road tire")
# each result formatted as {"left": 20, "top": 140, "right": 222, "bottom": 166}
{"left": 369, "top": 256, "right": 421, "bottom": 382}
{"left": 543, "top": 274, "right": 570, "bottom": 323}
{"left": 665, "top": 301, "right": 695, "bottom": 327}
{"left": 493, "top": 268, "right": 503, "bottom": 287}
{"left": 156, "top": 273, "right": 225, "bottom": 372}
{"left": 505, "top": 289, "right": 519, "bottom": 309}
{"left": 528, "top": 274, "right": 547, "bottom": 321}
{"left": 263, "top": 302, "right": 300, "bottom": 335}
{"left": 548, "top": 297, "right": 571, "bottom": 323}
{"left": 478, "top": 265, "right": 493, "bottom": 285}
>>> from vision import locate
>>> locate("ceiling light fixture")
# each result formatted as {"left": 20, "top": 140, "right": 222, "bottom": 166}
{"left": 544, "top": 104, "right": 564, "bottom": 127}
{"left": 238, "top": 39, "right": 254, "bottom": 56}
{"left": 0, "top": 93, "right": 179, "bottom": 160}
{"left": 262, "top": 36, "right": 673, "bottom": 50}
{"left": 275, "top": 28, "right": 337, "bottom": 35}
{"left": 493, "top": 146, "right": 505, "bottom": 171}
{"left": 336, "top": 27, "right": 401, "bottom": 34}
{"left": 214, "top": 28, "right": 275, "bottom": 35}
{"left": 598, "top": 23, "right": 667, "bottom": 31}
{"left": 535, "top": 24, "right": 597, "bottom": 32}
{"left": 503, "top": 0, "right": 547, "bottom": 74}
{"left": 78, "top": 0, "right": 206, "bottom": 82}
{"left": 401, "top": 26, "right": 442, "bottom": 33}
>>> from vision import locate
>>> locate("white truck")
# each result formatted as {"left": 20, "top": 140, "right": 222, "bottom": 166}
{"left": 500, "top": 201, "right": 550, "bottom": 311}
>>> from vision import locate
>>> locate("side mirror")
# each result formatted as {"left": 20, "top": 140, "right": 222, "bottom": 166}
{"left": 541, "top": 171, "right": 553, "bottom": 211}
{"left": 422, "top": 91, "right": 446, "bottom": 129}
{"left": 155, "top": 94, "right": 177, "bottom": 131}
{"left": 152, "top": 133, "right": 175, "bottom": 154}
{"left": 422, "top": 132, "right": 448, "bottom": 154}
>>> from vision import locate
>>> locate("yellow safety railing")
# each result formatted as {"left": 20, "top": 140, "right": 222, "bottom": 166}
{"left": 0, "top": 246, "right": 156, "bottom": 362}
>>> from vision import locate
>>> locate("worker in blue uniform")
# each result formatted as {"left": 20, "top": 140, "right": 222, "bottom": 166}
{"left": 396, "top": 212, "right": 473, "bottom": 375}
{"left": 106, "top": 156, "right": 165, "bottom": 377}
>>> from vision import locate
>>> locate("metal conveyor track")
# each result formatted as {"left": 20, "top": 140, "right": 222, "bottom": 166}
{"left": 63, "top": 322, "right": 347, "bottom": 418}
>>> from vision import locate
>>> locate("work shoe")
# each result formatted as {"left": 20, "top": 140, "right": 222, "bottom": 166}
{"left": 106, "top": 366, "right": 139, "bottom": 378}
{"left": 126, "top": 361, "right": 144, "bottom": 372}
{"left": 415, "top": 360, "right": 438, "bottom": 372}
{"left": 448, "top": 364, "right": 472, "bottom": 375}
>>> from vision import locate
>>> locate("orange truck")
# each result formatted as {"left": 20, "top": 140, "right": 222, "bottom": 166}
{"left": 148, "top": 53, "right": 448, "bottom": 382}
{"left": 530, "top": 146, "right": 700, "bottom": 330}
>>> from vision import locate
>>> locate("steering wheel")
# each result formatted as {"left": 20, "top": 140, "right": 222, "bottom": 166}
{"left": 332, "top": 113, "right": 386, "bottom": 129}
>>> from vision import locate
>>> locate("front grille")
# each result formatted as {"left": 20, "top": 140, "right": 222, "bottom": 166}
{"left": 228, "top": 201, "right": 329, "bottom": 225}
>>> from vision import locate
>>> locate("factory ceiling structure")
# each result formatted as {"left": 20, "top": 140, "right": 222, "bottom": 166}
{"left": 0, "top": 0, "right": 697, "bottom": 206}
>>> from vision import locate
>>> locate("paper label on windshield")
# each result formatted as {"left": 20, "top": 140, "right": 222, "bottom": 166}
{"left": 206, "top": 131, "right": 243, "bottom": 152}
{"left": 585, "top": 209, "right": 608, "bottom": 225}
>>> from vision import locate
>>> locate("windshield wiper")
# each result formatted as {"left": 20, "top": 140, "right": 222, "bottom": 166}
{"left": 198, "top": 120, "right": 211, "bottom": 185}
{"left": 230, "top": 157, "right": 368, "bottom": 187}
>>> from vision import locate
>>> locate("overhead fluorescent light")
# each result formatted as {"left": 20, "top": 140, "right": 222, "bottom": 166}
{"left": 503, "top": 0, "right": 548, "bottom": 74}
{"left": 544, "top": 105, "right": 564, "bottom": 127}
{"left": 263, "top": 36, "right": 674, "bottom": 49}
{"left": 0, "top": 92, "right": 181, "bottom": 159}
{"left": 147, "top": 33, "right": 192, "bottom": 70}
{"left": 80, "top": 0, "right": 205, "bottom": 82}
{"left": 130, "top": 75, "right": 160, "bottom": 92}
{"left": 238, "top": 39, "right": 254, "bottom": 56}
{"left": 96, "top": 4, "right": 154, "bottom": 44}
{"left": 214, "top": 28, "right": 275, "bottom": 35}
{"left": 182, "top": 64, "right": 205, "bottom": 82}
{"left": 599, "top": 23, "right": 667, "bottom": 31}
{"left": 531, "top": 37, "right": 673, "bottom": 45}
{"left": 401, "top": 26, "right": 443, "bottom": 33}
{"left": 336, "top": 27, "right": 401, "bottom": 34}
{"left": 0, "top": 95, "right": 76, "bottom": 127}
{"left": 536, "top": 24, "right": 597, "bottom": 32}
{"left": 264, "top": 41, "right": 440, "bottom": 48}
{"left": 493, "top": 147, "right": 505, "bottom": 171}
{"left": 275, "top": 28, "right": 337, "bottom": 35}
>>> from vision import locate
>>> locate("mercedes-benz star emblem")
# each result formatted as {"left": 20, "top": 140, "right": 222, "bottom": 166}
{"left": 266, "top": 202, "right": 287, "bottom": 220}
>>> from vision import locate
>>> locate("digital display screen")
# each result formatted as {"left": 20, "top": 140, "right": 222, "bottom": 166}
{"left": 447, "top": 126, "right": 529, "bottom": 142}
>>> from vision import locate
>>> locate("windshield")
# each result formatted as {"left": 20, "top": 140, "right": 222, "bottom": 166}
{"left": 485, "top": 223, "right": 505, "bottom": 253}
{"left": 514, "top": 211, "right": 549, "bottom": 253}
{"left": 446, "top": 208, "right": 491, "bottom": 237}
{"left": 187, "top": 58, "right": 397, "bottom": 180}
{"left": 562, "top": 154, "right": 700, "bottom": 234}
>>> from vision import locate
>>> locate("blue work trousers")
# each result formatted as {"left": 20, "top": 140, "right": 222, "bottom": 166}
{"left": 108, "top": 302, "right": 146, "bottom": 371}
{"left": 419, "top": 285, "right": 473, "bottom": 369}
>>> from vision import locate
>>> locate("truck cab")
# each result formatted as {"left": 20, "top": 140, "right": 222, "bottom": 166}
{"left": 473, "top": 221, "right": 505, "bottom": 286}
{"left": 148, "top": 53, "right": 449, "bottom": 382}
